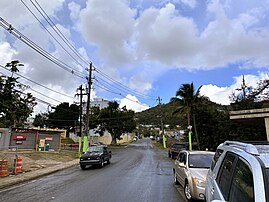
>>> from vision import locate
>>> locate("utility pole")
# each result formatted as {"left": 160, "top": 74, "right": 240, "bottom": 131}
{"left": 76, "top": 85, "right": 85, "bottom": 155}
{"left": 157, "top": 96, "right": 166, "bottom": 148}
{"left": 85, "top": 63, "right": 93, "bottom": 146}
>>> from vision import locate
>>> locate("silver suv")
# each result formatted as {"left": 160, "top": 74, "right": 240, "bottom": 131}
{"left": 205, "top": 141, "right": 269, "bottom": 202}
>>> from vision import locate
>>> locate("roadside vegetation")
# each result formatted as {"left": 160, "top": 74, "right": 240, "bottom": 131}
{"left": 1, "top": 60, "right": 269, "bottom": 150}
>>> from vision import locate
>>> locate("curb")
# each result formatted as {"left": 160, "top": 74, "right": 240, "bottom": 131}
{"left": 0, "top": 159, "right": 79, "bottom": 190}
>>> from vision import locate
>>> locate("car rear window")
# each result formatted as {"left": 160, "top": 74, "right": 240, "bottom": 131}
{"left": 188, "top": 154, "right": 214, "bottom": 168}
{"left": 173, "top": 144, "right": 186, "bottom": 149}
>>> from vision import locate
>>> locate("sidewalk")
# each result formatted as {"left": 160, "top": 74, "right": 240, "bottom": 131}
{"left": 0, "top": 159, "right": 79, "bottom": 190}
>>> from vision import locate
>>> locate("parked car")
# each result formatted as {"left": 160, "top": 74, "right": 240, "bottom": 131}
{"left": 205, "top": 141, "right": 269, "bottom": 202}
{"left": 168, "top": 142, "right": 188, "bottom": 159}
{"left": 79, "top": 145, "right": 111, "bottom": 169}
{"left": 173, "top": 150, "right": 215, "bottom": 201}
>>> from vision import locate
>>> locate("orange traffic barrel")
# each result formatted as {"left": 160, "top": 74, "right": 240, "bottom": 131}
{"left": 0, "top": 160, "right": 8, "bottom": 177}
{"left": 14, "top": 157, "right": 22, "bottom": 173}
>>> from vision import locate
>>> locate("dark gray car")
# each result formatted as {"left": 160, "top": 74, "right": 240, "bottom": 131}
{"left": 79, "top": 145, "right": 111, "bottom": 169}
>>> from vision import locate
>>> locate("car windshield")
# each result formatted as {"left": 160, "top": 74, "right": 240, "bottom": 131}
{"left": 188, "top": 154, "right": 214, "bottom": 168}
{"left": 86, "top": 147, "right": 103, "bottom": 153}
{"left": 172, "top": 144, "right": 186, "bottom": 149}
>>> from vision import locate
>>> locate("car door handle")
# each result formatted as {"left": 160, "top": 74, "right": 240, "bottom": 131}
{"left": 211, "top": 188, "right": 214, "bottom": 195}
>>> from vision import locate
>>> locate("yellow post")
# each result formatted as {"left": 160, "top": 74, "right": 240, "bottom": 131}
{"left": 188, "top": 131, "right": 192, "bottom": 151}
{"left": 83, "top": 136, "right": 88, "bottom": 153}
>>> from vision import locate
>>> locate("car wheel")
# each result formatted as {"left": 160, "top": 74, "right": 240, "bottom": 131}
{"left": 174, "top": 172, "right": 179, "bottom": 185}
{"left": 80, "top": 165, "right": 86, "bottom": 170}
{"left": 100, "top": 159, "right": 104, "bottom": 168}
{"left": 184, "top": 181, "right": 192, "bottom": 201}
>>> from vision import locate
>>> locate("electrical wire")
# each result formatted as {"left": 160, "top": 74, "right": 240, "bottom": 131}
{"left": 21, "top": 0, "right": 87, "bottom": 70}
{"left": 31, "top": 0, "right": 91, "bottom": 66}
{"left": 0, "top": 17, "right": 86, "bottom": 79}
{"left": 0, "top": 64, "right": 73, "bottom": 98}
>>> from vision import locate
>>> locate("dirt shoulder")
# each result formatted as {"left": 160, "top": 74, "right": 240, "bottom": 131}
{"left": 0, "top": 149, "right": 79, "bottom": 175}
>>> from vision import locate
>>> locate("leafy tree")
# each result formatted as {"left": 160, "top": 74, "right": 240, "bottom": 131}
{"left": 0, "top": 60, "right": 36, "bottom": 127}
{"left": 95, "top": 101, "right": 136, "bottom": 145}
{"left": 33, "top": 113, "right": 48, "bottom": 128}
{"left": 45, "top": 102, "right": 79, "bottom": 136}
{"left": 170, "top": 83, "right": 203, "bottom": 149}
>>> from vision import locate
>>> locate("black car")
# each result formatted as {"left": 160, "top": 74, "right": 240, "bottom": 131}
{"left": 168, "top": 142, "right": 188, "bottom": 159}
{"left": 79, "top": 145, "right": 112, "bottom": 169}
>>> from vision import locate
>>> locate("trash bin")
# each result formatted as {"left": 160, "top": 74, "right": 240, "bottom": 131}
{"left": 45, "top": 144, "right": 49, "bottom": 151}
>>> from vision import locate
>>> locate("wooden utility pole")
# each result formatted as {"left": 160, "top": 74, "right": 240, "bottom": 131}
{"left": 157, "top": 96, "right": 166, "bottom": 148}
{"left": 85, "top": 63, "right": 93, "bottom": 145}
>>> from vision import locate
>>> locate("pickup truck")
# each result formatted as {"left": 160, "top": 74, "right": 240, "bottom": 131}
{"left": 79, "top": 145, "right": 112, "bottom": 169}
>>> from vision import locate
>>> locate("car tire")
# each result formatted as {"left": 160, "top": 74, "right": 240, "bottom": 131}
{"left": 80, "top": 165, "right": 86, "bottom": 170}
{"left": 100, "top": 159, "right": 104, "bottom": 168}
{"left": 184, "top": 181, "right": 193, "bottom": 201}
{"left": 174, "top": 172, "right": 179, "bottom": 185}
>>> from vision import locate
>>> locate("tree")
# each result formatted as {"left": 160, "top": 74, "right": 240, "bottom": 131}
{"left": 33, "top": 113, "right": 48, "bottom": 128}
{"left": 0, "top": 60, "right": 36, "bottom": 127}
{"left": 95, "top": 101, "right": 136, "bottom": 145}
{"left": 45, "top": 102, "right": 79, "bottom": 136}
{"left": 170, "top": 83, "right": 203, "bottom": 149}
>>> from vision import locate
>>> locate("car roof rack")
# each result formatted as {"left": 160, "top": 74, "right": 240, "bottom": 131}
{"left": 223, "top": 141, "right": 260, "bottom": 155}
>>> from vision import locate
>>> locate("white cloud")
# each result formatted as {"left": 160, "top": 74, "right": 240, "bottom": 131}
{"left": 0, "top": 42, "right": 17, "bottom": 65}
{"left": 180, "top": 0, "right": 197, "bottom": 8}
{"left": 119, "top": 94, "right": 149, "bottom": 112}
{"left": 200, "top": 72, "right": 269, "bottom": 105}
{"left": 78, "top": 0, "right": 136, "bottom": 65}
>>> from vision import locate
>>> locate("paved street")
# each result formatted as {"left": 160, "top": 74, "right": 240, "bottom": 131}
{"left": 0, "top": 139, "right": 186, "bottom": 202}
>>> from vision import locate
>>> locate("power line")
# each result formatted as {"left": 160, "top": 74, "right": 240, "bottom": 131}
{"left": 0, "top": 17, "right": 86, "bottom": 79}
{"left": 21, "top": 0, "right": 87, "bottom": 69}
{"left": 94, "top": 81, "right": 149, "bottom": 107}
{"left": 95, "top": 68, "right": 156, "bottom": 100}
{"left": 30, "top": 0, "right": 91, "bottom": 66}
{"left": 0, "top": 64, "right": 73, "bottom": 98}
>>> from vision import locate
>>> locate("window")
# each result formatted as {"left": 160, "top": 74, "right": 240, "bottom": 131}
{"left": 179, "top": 152, "right": 187, "bottom": 165}
{"left": 229, "top": 158, "right": 254, "bottom": 202}
{"left": 216, "top": 152, "right": 237, "bottom": 200}
{"left": 177, "top": 152, "right": 184, "bottom": 161}
{"left": 210, "top": 149, "right": 223, "bottom": 171}
{"left": 188, "top": 154, "right": 214, "bottom": 168}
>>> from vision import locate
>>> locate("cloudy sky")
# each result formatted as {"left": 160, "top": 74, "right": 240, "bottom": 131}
{"left": 1, "top": 0, "right": 269, "bottom": 115}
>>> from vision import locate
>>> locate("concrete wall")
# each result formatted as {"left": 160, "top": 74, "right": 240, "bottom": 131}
{"left": 0, "top": 128, "right": 11, "bottom": 150}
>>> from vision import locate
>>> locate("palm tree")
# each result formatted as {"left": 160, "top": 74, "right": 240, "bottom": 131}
{"left": 170, "top": 82, "right": 202, "bottom": 150}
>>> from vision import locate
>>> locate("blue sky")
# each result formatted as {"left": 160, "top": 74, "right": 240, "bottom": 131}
{"left": 1, "top": 0, "right": 269, "bottom": 114}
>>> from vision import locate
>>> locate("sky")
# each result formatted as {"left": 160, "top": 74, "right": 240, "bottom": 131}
{"left": 1, "top": 0, "right": 269, "bottom": 115}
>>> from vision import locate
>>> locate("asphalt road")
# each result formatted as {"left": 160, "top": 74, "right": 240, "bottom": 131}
{"left": 0, "top": 138, "right": 187, "bottom": 202}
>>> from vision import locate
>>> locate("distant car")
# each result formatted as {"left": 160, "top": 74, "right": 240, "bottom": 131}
{"left": 168, "top": 142, "right": 188, "bottom": 159}
{"left": 205, "top": 141, "right": 269, "bottom": 202}
{"left": 173, "top": 150, "right": 215, "bottom": 201}
{"left": 79, "top": 145, "right": 111, "bottom": 169}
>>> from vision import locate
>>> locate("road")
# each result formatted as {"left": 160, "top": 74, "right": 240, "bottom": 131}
{"left": 0, "top": 138, "right": 186, "bottom": 202}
